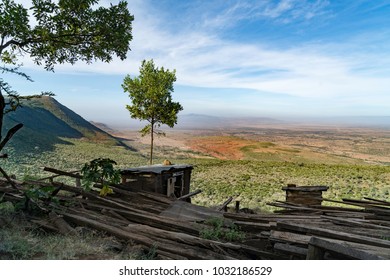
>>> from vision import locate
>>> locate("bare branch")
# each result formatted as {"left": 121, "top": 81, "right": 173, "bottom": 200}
{"left": 0, "top": 123, "right": 23, "bottom": 151}
{"left": 0, "top": 166, "right": 19, "bottom": 190}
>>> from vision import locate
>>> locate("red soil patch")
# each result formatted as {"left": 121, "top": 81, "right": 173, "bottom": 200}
{"left": 187, "top": 136, "right": 253, "bottom": 160}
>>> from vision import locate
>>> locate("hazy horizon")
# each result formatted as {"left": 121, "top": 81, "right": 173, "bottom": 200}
{"left": 99, "top": 112, "right": 390, "bottom": 130}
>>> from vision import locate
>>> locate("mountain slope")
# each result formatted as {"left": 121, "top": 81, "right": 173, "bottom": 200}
{"left": 2, "top": 96, "right": 118, "bottom": 155}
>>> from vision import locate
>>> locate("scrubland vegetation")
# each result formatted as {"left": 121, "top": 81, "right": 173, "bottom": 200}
{"left": 2, "top": 135, "right": 389, "bottom": 212}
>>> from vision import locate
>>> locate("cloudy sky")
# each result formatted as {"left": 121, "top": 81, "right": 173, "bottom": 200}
{"left": 7, "top": 0, "right": 390, "bottom": 126}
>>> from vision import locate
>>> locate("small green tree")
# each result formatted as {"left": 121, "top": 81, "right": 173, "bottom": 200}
{"left": 122, "top": 59, "right": 183, "bottom": 165}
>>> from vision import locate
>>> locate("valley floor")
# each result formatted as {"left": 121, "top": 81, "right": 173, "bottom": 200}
{"left": 1, "top": 124, "right": 389, "bottom": 259}
{"left": 112, "top": 123, "right": 390, "bottom": 165}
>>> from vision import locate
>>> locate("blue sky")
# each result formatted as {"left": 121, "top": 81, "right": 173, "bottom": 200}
{"left": 8, "top": 0, "right": 390, "bottom": 126}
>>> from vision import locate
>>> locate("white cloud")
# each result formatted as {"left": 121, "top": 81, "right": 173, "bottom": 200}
{"left": 202, "top": 0, "right": 331, "bottom": 28}
{"left": 10, "top": 0, "right": 390, "bottom": 109}
{"left": 263, "top": 0, "right": 294, "bottom": 18}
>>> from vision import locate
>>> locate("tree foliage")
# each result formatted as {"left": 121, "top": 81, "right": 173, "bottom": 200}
{"left": 122, "top": 59, "right": 183, "bottom": 165}
{"left": 0, "top": 0, "right": 133, "bottom": 70}
{"left": 0, "top": 0, "right": 133, "bottom": 158}
{"left": 81, "top": 158, "right": 121, "bottom": 196}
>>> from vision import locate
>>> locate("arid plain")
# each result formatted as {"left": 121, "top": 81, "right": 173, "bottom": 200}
{"left": 110, "top": 123, "right": 390, "bottom": 166}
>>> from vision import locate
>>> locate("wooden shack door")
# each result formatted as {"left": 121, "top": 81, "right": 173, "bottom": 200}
{"left": 167, "top": 177, "right": 176, "bottom": 197}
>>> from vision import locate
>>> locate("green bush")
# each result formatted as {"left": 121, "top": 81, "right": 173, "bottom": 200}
{"left": 81, "top": 158, "right": 121, "bottom": 196}
{"left": 200, "top": 217, "right": 245, "bottom": 242}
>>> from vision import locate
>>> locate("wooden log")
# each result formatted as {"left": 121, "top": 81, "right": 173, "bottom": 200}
{"left": 238, "top": 244, "right": 286, "bottom": 260}
{"left": 363, "top": 197, "right": 390, "bottom": 206}
{"left": 101, "top": 209, "right": 131, "bottom": 223}
{"left": 76, "top": 176, "right": 81, "bottom": 188}
{"left": 282, "top": 185, "right": 329, "bottom": 192}
{"left": 235, "top": 201, "right": 240, "bottom": 213}
{"left": 125, "top": 223, "right": 274, "bottom": 260}
{"left": 105, "top": 186, "right": 141, "bottom": 198}
{"left": 125, "top": 223, "right": 240, "bottom": 250}
{"left": 37, "top": 170, "right": 80, "bottom": 182}
{"left": 138, "top": 192, "right": 174, "bottom": 205}
{"left": 321, "top": 198, "right": 376, "bottom": 210}
{"left": 178, "top": 189, "right": 202, "bottom": 200}
{"left": 50, "top": 182, "right": 160, "bottom": 214}
{"left": 306, "top": 244, "right": 325, "bottom": 260}
{"left": 269, "top": 201, "right": 370, "bottom": 216}
{"left": 49, "top": 185, "right": 63, "bottom": 199}
{"left": 307, "top": 237, "right": 387, "bottom": 260}
{"left": 64, "top": 207, "right": 132, "bottom": 228}
{"left": 73, "top": 199, "right": 148, "bottom": 216}
{"left": 276, "top": 221, "right": 390, "bottom": 248}
{"left": 30, "top": 219, "right": 59, "bottom": 233}
{"left": 155, "top": 250, "right": 189, "bottom": 260}
{"left": 60, "top": 203, "right": 267, "bottom": 259}
{"left": 48, "top": 211, "right": 77, "bottom": 236}
{"left": 233, "top": 221, "right": 271, "bottom": 232}
{"left": 113, "top": 207, "right": 201, "bottom": 235}
{"left": 274, "top": 243, "right": 307, "bottom": 258}
{"left": 364, "top": 207, "right": 390, "bottom": 216}
{"left": 0, "top": 186, "right": 19, "bottom": 193}
{"left": 0, "top": 193, "right": 24, "bottom": 203}
{"left": 108, "top": 196, "right": 167, "bottom": 214}
{"left": 61, "top": 212, "right": 237, "bottom": 260}
{"left": 0, "top": 166, "right": 22, "bottom": 190}
{"left": 61, "top": 200, "right": 201, "bottom": 236}
{"left": 310, "top": 204, "right": 369, "bottom": 214}
{"left": 364, "top": 219, "right": 390, "bottom": 227}
{"left": 343, "top": 198, "right": 390, "bottom": 208}
{"left": 219, "top": 196, "right": 233, "bottom": 211}
{"left": 270, "top": 230, "right": 311, "bottom": 245}
{"left": 224, "top": 212, "right": 322, "bottom": 223}
{"left": 0, "top": 177, "right": 25, "bottom": 186}
{"left": 43, "top": 167, "right": 83, "bottom": 179}
{"left": 160, "top": 200, "right": 224, "bottom": 222}
{"left": 321, "top": 215, "right": 390, "bottom": 230}
{"left": 267, "top": 202, "right": 323, "bottom": 213}
{"left": 46, "top": 181, "right": 166, "bottom": 216}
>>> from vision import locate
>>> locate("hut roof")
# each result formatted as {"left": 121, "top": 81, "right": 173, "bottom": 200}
{"left": 121, "top": 164, "right": 193, "bottom": 175}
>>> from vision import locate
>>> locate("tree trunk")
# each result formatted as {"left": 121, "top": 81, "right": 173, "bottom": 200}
{"left": 0, "top": 92, "right": 4, "bottom": 143}
{"left": 150, "top": 120, "right": 154, "bottom": 165}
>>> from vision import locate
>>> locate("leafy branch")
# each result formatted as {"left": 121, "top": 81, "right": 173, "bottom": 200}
{"left": 81, "top": 158, "right": 121, "bottom": 197}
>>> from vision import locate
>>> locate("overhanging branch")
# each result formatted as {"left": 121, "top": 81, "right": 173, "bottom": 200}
{"left": 0, "top": 123, "right": 23, "bottom": 152}
{"left": 0, "top": 166, "right": 19, "bottom": 190}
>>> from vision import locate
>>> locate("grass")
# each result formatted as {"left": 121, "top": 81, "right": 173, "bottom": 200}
{"left": 2, "top": 137, "right": 390, "bottom": 212}
{"left": 185, "top": 158, "right": 390, "bottom": 211}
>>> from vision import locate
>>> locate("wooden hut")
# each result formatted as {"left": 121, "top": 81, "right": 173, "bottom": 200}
{"left": 120, "top": 164, "right": 193, "bottom": 198}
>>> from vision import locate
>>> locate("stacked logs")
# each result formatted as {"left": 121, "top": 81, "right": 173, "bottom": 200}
{"left": 1, "top": 169, "right": 390, "bottom": 260}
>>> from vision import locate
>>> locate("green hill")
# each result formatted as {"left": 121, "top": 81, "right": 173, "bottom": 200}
{"left": 2, "top": 96, "right": 119, "bottom": 156}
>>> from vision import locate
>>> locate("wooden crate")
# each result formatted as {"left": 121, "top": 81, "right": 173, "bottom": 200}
{"left": 282, "top": 184, "right": 329, "bottom": 206}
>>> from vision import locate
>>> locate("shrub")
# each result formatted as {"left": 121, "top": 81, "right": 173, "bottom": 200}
{"left": 81, "top": 158, "right": 121, "bottom": 196}
{"left": 200, "top": 217, "right": 245, "bottom": 242}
